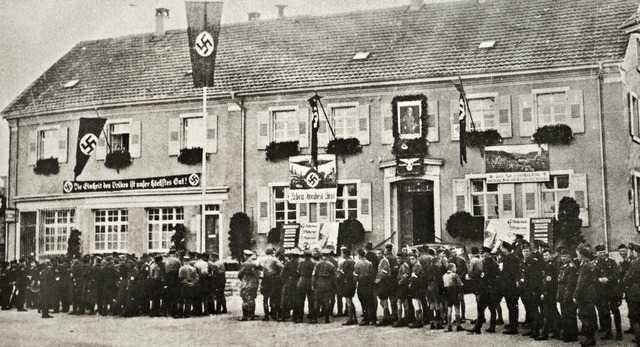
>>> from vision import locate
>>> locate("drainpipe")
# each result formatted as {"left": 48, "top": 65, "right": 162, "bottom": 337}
{"left": 230, "top": 92, "right": 246, "bottom": 213}
{"left": 596, "top": 63, "right": 609, "bottom": 251}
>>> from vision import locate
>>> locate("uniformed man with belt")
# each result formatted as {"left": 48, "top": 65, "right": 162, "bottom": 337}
{"left": 295, "top": 249, "right": 317, "bottom": 323}
{"left": 575, "top": 247, "right": 598, "bottom": 347}
{"left": 258, "top": 247, "right": 284, "bottom": 321}
{"left": 593, "top": 244, "right": 623, "bottom": 340}
{"left": 337, "top": 248, "right": 357, "bottom": 325}
{"left": 238, "top": 249, "right": 260, "bottom": 321}
{"left": 537, "top": 248, "right": 560, "bottom": 340}
{"left": 394, "top": 252, "right": 412, "bottom": 327}
{"left": 375, "top": 245, "right": 394, "bottom": 326}
{"left": 556, "top": 246, "right": 579, "bottom": 343}
{"left": 500, "top": 242, "right": 521, "bottom": 335}
{"left": 313, "top": 248, "right": 337, "bottom": 324}
{"left": 279, "top": 249, "right": 300, "bottom": 321}
{"left": 467, "top": 246, "right": 500, "bottom": 334}
{"left": 519, "top": 241, "right": 543, "bottom": 339}
{"left": 355, "top": 248, "right": 375, "bottom": 326}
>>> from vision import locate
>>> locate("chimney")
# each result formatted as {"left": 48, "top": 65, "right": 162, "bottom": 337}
{"left": 276, "top": 5, "right": 287, "bottom": 18}
{"left": 248, "top": 12, "right": 261, "bottom": 21}
{"left": 155, "top": 8, "right": 170, "bottom": 36}
{"left": 409, "top": 0, "right": 424, "bottom": 11}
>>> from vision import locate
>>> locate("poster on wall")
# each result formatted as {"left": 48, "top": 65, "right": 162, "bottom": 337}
{"left": 282, "top": 224, "right": 300, "bottom": 249}
{"left": 484, "top": 218, "right": 531, "bottom": 250}
{"left": 296, "top": 222, "right": 340, "bottom": 250}
{"left": 485, "top": 144, "right": 550, "bottom": 184}
{"left": 288, "top": 154, "right": 337, "bottom": 203}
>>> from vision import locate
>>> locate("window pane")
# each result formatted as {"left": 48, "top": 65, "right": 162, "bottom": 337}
{"left": 471, "top": 180, "right": 484, "bottom": 192}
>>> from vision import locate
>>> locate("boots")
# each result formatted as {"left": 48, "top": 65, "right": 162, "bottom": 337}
{"left": 409, "top": 310, "right": 424, "bottom": 328}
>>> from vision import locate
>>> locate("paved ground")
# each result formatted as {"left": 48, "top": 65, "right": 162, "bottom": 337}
{"left": 0, "top": 295, "right": 636, "bottom": 347}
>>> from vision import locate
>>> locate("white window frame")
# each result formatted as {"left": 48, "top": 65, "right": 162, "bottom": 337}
{"left": 93, "top": 209, "right": 128, "bottom": 253}
{"left": 541, "top": 174, "right": 572, "bottom": 218}
{"left": 327, "top": 102, "right": 360, "bottom": 139}
{"left": 106, "top": 118, "right": 132, "bottom": 152}
{"left": 629, "top": 91, "right": 640, "bottom": 143}
{"left": 469, "top": 178, "right": 500, "bottom": 219}
{"left": 180, "top": 113, "right": 205, "bottom": 149}
{"left": 147, "top": 207, "right": 184, "bottom": 252}
{"left": 269, "top": 106, "right": 300, "bottom": 143}
{"left": 37, "top": 125, "right": 61, "bottom": 160}
{"left": 271, "top": 184, "right": 298, "bottom": 227}
{"left": 634, "top": 171, "right": 640, "bottom": 230}
{"left": 466, "top": 93, "right": 499, "bottom": 131}
{"left": 335, "top": 180, "right": 359, "bottom": 222}
{"left": 41, "top": 209, "right": 75, "bottom": 255}
{"left": 531, "top": 87, "right": 571, "bottom": 128}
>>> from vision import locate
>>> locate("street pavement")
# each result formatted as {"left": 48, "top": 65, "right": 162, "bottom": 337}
{"left": 0, "top": 294, "right": 636, "bottom": 347}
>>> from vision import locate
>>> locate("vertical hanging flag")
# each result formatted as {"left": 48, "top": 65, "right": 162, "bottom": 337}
{"left": 74, "top": 118, "right": 107, "bottom": 179}
{"left": 453, "top": 79, "right": 474, "bottom": 166}
{"left": 185, "top": 1, "right": 223, "bottom": 88}
{"left": 308, "top": 95, "right": 320, "bottom": 169}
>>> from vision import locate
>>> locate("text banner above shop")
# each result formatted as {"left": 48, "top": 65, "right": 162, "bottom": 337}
{"left": 63, "top": 173, "right": 201, "bottom": 194}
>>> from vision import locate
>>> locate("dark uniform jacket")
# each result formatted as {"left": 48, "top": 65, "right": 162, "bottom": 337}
{"left": 312, "top": 260, "right": 336, "bottom": 295}
{"left": 479, "top": 257, "right": 500, "bottom": 294}
{"left": 624, "top": 259, "right": 640, "bottom": 302}
{"left": 593, "top": 257, "right": 621, "bottom": 299}
{"left": 500, "top": 253, "right": 520, "bottom": 295}
{"left": 337, "top": 258, "right": 356, "bottom": 296}
{"left": 519, "top": 256, "right": 543, "bottom": 296}
{"left": 541, "top": 259, "right": 558, "bottom": 302}
{"left": 557, "top": 261, "right": 578, "bottom": 303}
{"left": 296, "top": 258, "right": 316, "bottom": 290}
{"left": 574, "top": 260, "right": 598, "bottom": 304}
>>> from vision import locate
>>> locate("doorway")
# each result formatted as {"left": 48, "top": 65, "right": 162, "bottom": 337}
{"left": 398, "top": 180, "right": 435, "bottom": 246}
{"left": 204, "top": 205, "right": 220, "bottom": 254}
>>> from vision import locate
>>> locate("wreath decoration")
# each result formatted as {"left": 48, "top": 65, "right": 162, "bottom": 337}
{"left": 265, "top": 141, "right": 300, "bottom": 161}
{"left": 104, "top": 150, "right": 132, "bottom": 173}
{"left": 465, "top": 129, "right": 503, "bottom": 149}
{"left": 532, "top": 124, "right": 574, "bottom": 145}
{"left": 326, "top": 138, "right": 362, "bottom": 156}
{"left": 391, "top": 94, "right": 429, "bottom": 156}
{"left": 177, "top": 147, "right": 203, "bottom": 166}
{"left": 34, "top": 157, "right": 60, "bottom": 176}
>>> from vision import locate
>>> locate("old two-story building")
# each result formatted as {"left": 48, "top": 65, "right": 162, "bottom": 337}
{"left": 2, "top": 0, "right": 639, "bottom": 260}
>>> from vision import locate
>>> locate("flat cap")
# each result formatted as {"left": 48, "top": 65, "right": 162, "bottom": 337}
{"left": 594, "top": 244, "right": 606, "bottom": 252}
{"left": 243, "top": 249, "right": 254, "bottom": 256}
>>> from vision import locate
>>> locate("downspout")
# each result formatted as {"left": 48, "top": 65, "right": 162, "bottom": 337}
{"left": 230, "top": 92, "right": 245, "bottom": 213}
{"left": 596, "top": 63, "right": 609, "bottom": 250}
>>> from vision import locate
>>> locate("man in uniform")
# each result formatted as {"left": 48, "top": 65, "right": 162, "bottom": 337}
{"left": 337, "top": 247, "right": 357, "bottom": 325}
{"left": 617, "top": 244, "right": 634, "bottom": 334}
{"left": 295, "top": 249, "right": 317, "bottom": 323}
{"left": 164, "top": 250, "right": 182, "bottom": 317}
{"left": 279, "top": 249, "right": 300, "bottom": 321}
{"left": 375, "top": 244, "right": 395, "bottom": 326}
{"left": 148, "top": 255, "right": 165, "bottom": 317}
{"left": 593, "top": 244, "right": 623, "bottom": 340}
{"left": 467, "top": 247, "right": 500, "bottom": 334}
{"left": 364, "top": 242, "right": 379, "bottom": 316}
{"left": 39, "top": 260, "right": 54, "bottom": 318}
{"left": 575, "top": 247, "right": 598, "bottom": 347}
{"left": 313, "top": 248, "right": 337, "bottom": 324}
{"left": 238, "top": 249, "right": 260, "bottom": 321}
{"left": 557, "top": 246, "right": 579, "bottom": 343}
{"left": 537, "top": 248, "right": 560, "bottom": 340}
{"left": 355, "top": 248, "right": 375, "bottom": 326}
{"left": 408, "top": 252, "right": 426, "bottom": 329}
{"left": 210, "top": 252, "right": 227, "bottom": 314}
{"left": 500, "top": 242, "right": 521, "bottom": 335}
{"left": 623, "top": 243, "right": 640, "bottom": 345}
{"left": 449, "top": 247, "right": 468, "bottom": 321}
{"left": 178, "top": 254, "right": 199, "bottom": 318}
{"left": 258, "top": 247, "right": 283, "bottom": 321}
{"left": 519, "top": 241, "right": 543, "bottom": 339}
{"left": 13, "top": 258, "right": 29, "bottom": 312}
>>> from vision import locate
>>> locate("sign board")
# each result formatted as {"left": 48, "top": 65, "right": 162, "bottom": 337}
{"left": 396, "top": 157, "right": 425, "bottom": 176}
{"left": 282, "top": 224, "right": 300, "bottom": 249}
{"left": 63, "top": 173, "right": 201, "bottom": 193}
{"left": 4, "top": 209, "right": 17, "bottom": 223}
{"left": 531, "top": 217, "right": 554, "bottom": 244}
{"left": 298, "top": 223, "right": 321, "bottom": 250}
{"left": 288, "top": 189, "right": 337, "bottom": 203}
{"left": 289, "top": 154, "right": 337, "bottom": 203}
{"left": 318, "top": 222, "right": 340, "bottom": 249}
{"left": 485, "top": 144, "right": 550, "bottom": 184}
{"left": 484, "top": 218, "right": 531, "bottom": 250}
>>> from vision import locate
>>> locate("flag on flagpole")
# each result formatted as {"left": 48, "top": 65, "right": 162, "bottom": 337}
{"left": 74, "top": 118, "right": 107, "bottom": 179}
{"left": 185, "top": 1, "right": 223, "bottom": 88}
{"left": 453, "top": 79, "right": 473, "bottom": 166}
{"left": 308, "top": 95, "right": 321, "bottom": 169}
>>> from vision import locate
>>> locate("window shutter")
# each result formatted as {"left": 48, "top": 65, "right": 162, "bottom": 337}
{"left": 257, "top": 186, "right": 270, "bottom": 235}
{"left": 257, "top": 110, "right": 270, "bottom": 150}
{"left": 206, "top": 113, "right": 218, "bottom": 154}
{"left": 498, "top": 183, "right": 515, "bottom": 219}
{"left": 567, "top": 90, "right": 585, "bottom": 134}
{"left": 427, "top": 100, "right": 439, "bottom": 142}
{"left": 452, "top": 179, "right": 467, "bottom": 212}
{"left": 519, "top": 94, "right": 535, "bottom": 137}
{"left": 381, "top": 102, "right": 393, "bottom": 145}
{"left": 96, "top": 131, "right": 107, "bottom": 161}
{"left": 521, "top": 183, "right": 540, "bottom": 218}
{"left": 357, "top": 104, "right": 371, "bottom": 145}
{"left": 359, "top": 182, "right": 372, "bottom": 232}
{"left": 28, "top": 130, "right": 37, "bottom": 166}
{"left": 298, "top": 203, "right": 310, "bottom": 223}
{"left": 57, "top": 127, "right": 68, "bottom": 163}
{"left": 318, "top": 114, "right": 330, "bottom": 148}
{"left": 571, "top": 173, "right": 589, "bottom": 227}
{"left": 297, "top": 108, "right": 309, "bottom": 148}
{"left": 497, "top": 95, "right": 512, "bottom": 138}
{"left": 450, "top": 99, "right": 460, "bottom": 141}
{"left": 167, "top": 118, "right": 180, "bottom": 156}
{"left": 129, "top": 120, "right": 141, "bottom": 158}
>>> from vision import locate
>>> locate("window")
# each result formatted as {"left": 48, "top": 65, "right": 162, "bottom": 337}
{"left": 273, "top": 110, "right": 298, "bottom": 142}
{"left": 147, "top": 207, "right": 184, "bottom": 252}
{"left": 273, "top": 186, "right": 297, "bottom": 227}
{"left": 38, "top": 129, "right": 58, "bottom": 159}
{"left": 42, "top": 209, "right": 75, "bottom": 254}
{"left": 336, "top": 183, "right": 358, "bottom": 221}
{"left": 468, "top": 98, "right": 497, "bottom": 131}
{"left": 183, "top": 116, "right": 204, "bottom": 149}
{"left": 94, "top": 209, "right": 128, "bottom": 252}
{"left": 109, "top": 122, "right": 130, "bottom": 152}
{"left": 470, "top": 179, "right": 499, "bottom": 219}
{"left": 537, "top": 92, "right": 568, "bottom": 127}
{"left": 541, "top": 175, "right": 571, "bottom": 218}
{"left": 630, "top": 92, "right": 640, "bottom": 142}
{"left": 332, "top": 106, "right": 358, "bottom": 138}
{"left": 634, "top": 172, "right": 640, "bottom": 230}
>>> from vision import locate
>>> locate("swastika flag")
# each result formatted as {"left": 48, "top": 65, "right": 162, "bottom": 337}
{"left": 185, "top": 1, "right": 223, "bottom": 88}
{"left": 74, "top": 118, "right": 107, "bottom": 179}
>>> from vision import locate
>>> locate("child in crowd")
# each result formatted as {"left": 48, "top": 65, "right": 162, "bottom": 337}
{"left": 442, "top": 263, "right": 464, "bottom": 332}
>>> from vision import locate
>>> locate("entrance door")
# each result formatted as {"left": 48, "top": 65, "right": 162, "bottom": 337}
{"left": 20, "top": 212, "right": 36, "bottom": 258}
{"left": 398, "top": 180, "right": 435, "bottom": 246}
{"left": 204, "top": 214, "right": 219, "bottom": 254}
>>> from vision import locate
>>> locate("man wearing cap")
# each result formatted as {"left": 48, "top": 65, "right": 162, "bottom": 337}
{"left": 259, "top": 247, "right": 284, "bottom": 321}
{"left": 519, "top": 241, "right": 543, "bottom": 338}
{"left": 624, "top": 243, "right": 640, "bottom": 344}
{"left": 337, "top": 248, "right": 357, "bottom": 325}
{"left": 467, "top": 246, "right": 500, "bottom": 334}
{"left": 312, "top": 248, "right": 337, "bottom": 324}
{"left": 39, "top": 260, "right": 54, "bottom": 318}
{"left": 557, "top": 246, "right": 579, "bottom": 342}
{"left": 375, "top": 244, "right": 395, "bottom": 326}
{"left": 575, "top": 247, "right": 598, "bottom": 347}
{"left": 408, "top": 252, "right": 426, "bottom": 329}
{"left": 148, "top": 255, "right": 165, "bottom": 317}
{"left": 500, "top": 241, "right": 521, "bottom": 335}
{"left": 296, "top": 249, "right": 317, "bottom": 323}
{"left": 238, "top": 249, "right": 260, "bottom": 321}
{"left": 449, "top": 248, "right": 468, "bottom": 321}
{"left": 210, "top": 252, "right": 227, "bottom": 314}
{"left": 355, "top": 248, "right": 375, "bottom": 326}
{"left": 178, "top": 254, "right": 198, "bottom": 318}
{"left": 364, "top": 242, "right": 379, "bottom": 316}
{"left": 280, "top": 249, "right": 300, "bottom": 321}
{"left": 537, "top": 248, "right": 561, "bottom": 340}
{"left": 592, "top": 244, "right": 622, "bottom": 340}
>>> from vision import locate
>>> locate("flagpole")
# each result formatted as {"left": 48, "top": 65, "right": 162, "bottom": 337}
{"left": 201, "top": 86, "right": 207, "bottom": 253}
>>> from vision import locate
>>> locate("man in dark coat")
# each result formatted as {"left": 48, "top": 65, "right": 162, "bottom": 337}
{"left": 84, "top": 256, "right": 100, "bottom": 315}
{"left": 13, "top": 259, "right": 29, "bottom": 312}
{"left": 337, "top": 248, "right": 357, "bottom": 325}
{"left": 39, "top": 261, "right": 54, "bottom": 318}
{"left": 623, "top": 243, "right": 640, "bottom": 345}
{"left": 279, "top": 249, "right": 300, "bottom": 321}
{"left": 375, "top": 245, "right": 395, "bottom": 326}
{"left": 593, "top": 244, "right": 623, "bottom": 340}
{"left": 295, "top": 249, "right": 317, "bottom": 323}
{"left": 557, "top": 246, "right": 579, "bottom": 343}
{"left": 355, "top": 248, "right": 375, "bottom": 326}
{"left": 313, "top": 248, "right": 337, "bottom": 324}
{"left": 467, "top": 247, "right": 500, "bottom": 334}
{"left": 500, "top": 242, "right": 521, "bottom": 334}
{"left": 238, "top": 249, "right": 260, "bottom": 321}
{"left": 519, "top": 241, "right": 543, "bottom": 339}
{"left": 537, "top": 248, "right": 560, "bottom": 340}
{"left": 258, "top": 247, "right": 283, "bottom": 321}
{"left": 575, "top": 247, "right": 598, "bottom": 347}
{"left": 210, "top": 252, "right": 227, "bottom": 314}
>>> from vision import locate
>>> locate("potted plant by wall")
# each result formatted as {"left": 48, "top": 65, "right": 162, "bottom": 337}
{"left": 267, "top": 225, "right": 282, "bottom": 246}
{"left": 228, "top": 212, "right": 253, "bottom": 260}
{"left": 445, "top": 211, "right": 485, "bottom": 241}
{"left": 104, "top": 150, "right": 132, "bottom": 173}
{"left": 265, "top": 140, "right": 300, "bottom": 161}
{"left": 177, "top": 147, "right": 203, "bottom": 165}
{"left": 532, "top": 124, "right": 574, "bottom": 145}
{"left": 34, "top": 157, "right": 60, "bottom": 175}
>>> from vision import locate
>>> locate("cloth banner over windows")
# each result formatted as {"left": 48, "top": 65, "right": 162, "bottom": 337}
{"left": 485, "top": 144, "right": 550, "bottom": 184}
{"left": 288, "top": 154, "right": 337, "bottom": 203}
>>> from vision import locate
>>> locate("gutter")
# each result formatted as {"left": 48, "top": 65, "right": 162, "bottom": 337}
{"left": 597, "top": 63, "right": 610, "bottom": 251}
{"left": 2, "top": 63, "right": 620, "bottom": 121}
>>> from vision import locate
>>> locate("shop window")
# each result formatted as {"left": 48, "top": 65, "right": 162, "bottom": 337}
{"left": 94, "top": 209, "right": 128, "bottom": 252}
{"left": 147, "top": 207, "right": 184, "bottom": 252}
{"left": 41, "top": 209, "right": 75, "bottom": 254}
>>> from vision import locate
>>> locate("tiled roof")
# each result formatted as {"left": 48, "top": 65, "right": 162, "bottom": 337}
{"left": 3, "top": 0, "right": 636, "bottom": 117}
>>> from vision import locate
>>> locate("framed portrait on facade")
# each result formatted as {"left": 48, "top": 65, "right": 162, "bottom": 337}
{"left": 397, "top": 101, "right": 422, "bottom": 139}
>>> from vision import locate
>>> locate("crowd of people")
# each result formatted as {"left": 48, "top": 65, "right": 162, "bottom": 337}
{"left": 0, "top": 249, "right": 227, "bottom": 319}
{"left": 236, "top": 239, "right": 640, "bottom": 347}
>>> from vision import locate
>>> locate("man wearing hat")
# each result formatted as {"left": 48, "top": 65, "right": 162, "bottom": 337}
{"left": 337, "top": 248, "right": 357, "bottom": 325}
{"left": 280, "top": 248, "right": 300, "bottom": 321}
{"left": 39, "top": 260, "right": 54, "bottom": 318}
{"left": 238, "top": 250, "right": 260, "bottom": 321}
{"left": 519, "top": 241, "right": 543, "bottom": 339}
{"left": 312, "top": 248, "right": 337, "bottom": 324}
{"left": 467, "top": 246, "right": 500, "bottom": 334}
{"left": 556, "top": 246, "right": 579, "bottom": 342}
{"left": 593, "top": 244, "right": 623, "bottom": 340}
{"left": 623, "top": 243, "right": 640, "bottom": 344}
{"left": 500, "top": 241, "right": 521, "bottom": 335}
{"left": 575, "top": 247, "right": 598, "bottom": 347}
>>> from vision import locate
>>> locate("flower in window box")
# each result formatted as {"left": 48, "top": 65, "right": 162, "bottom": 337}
{"left": 265, "top": 141, "right": 300, "bottom": 161}
{"left": 104, "top": 150, "right": 132, "bottom": 172}
{"left": 34, "top": 157, "right": 60, "bottom": 176}
{"left": 177, "top": 147, "right": 203, "bottom": 166}
{"left": 532, "top": 124, "right": 574, "bottom": 145}
{"left": 325, "top": 138, "right": 362, "bottom": 156}
{"left": 465, "top": 129, "right": 503, "bottom": 149}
